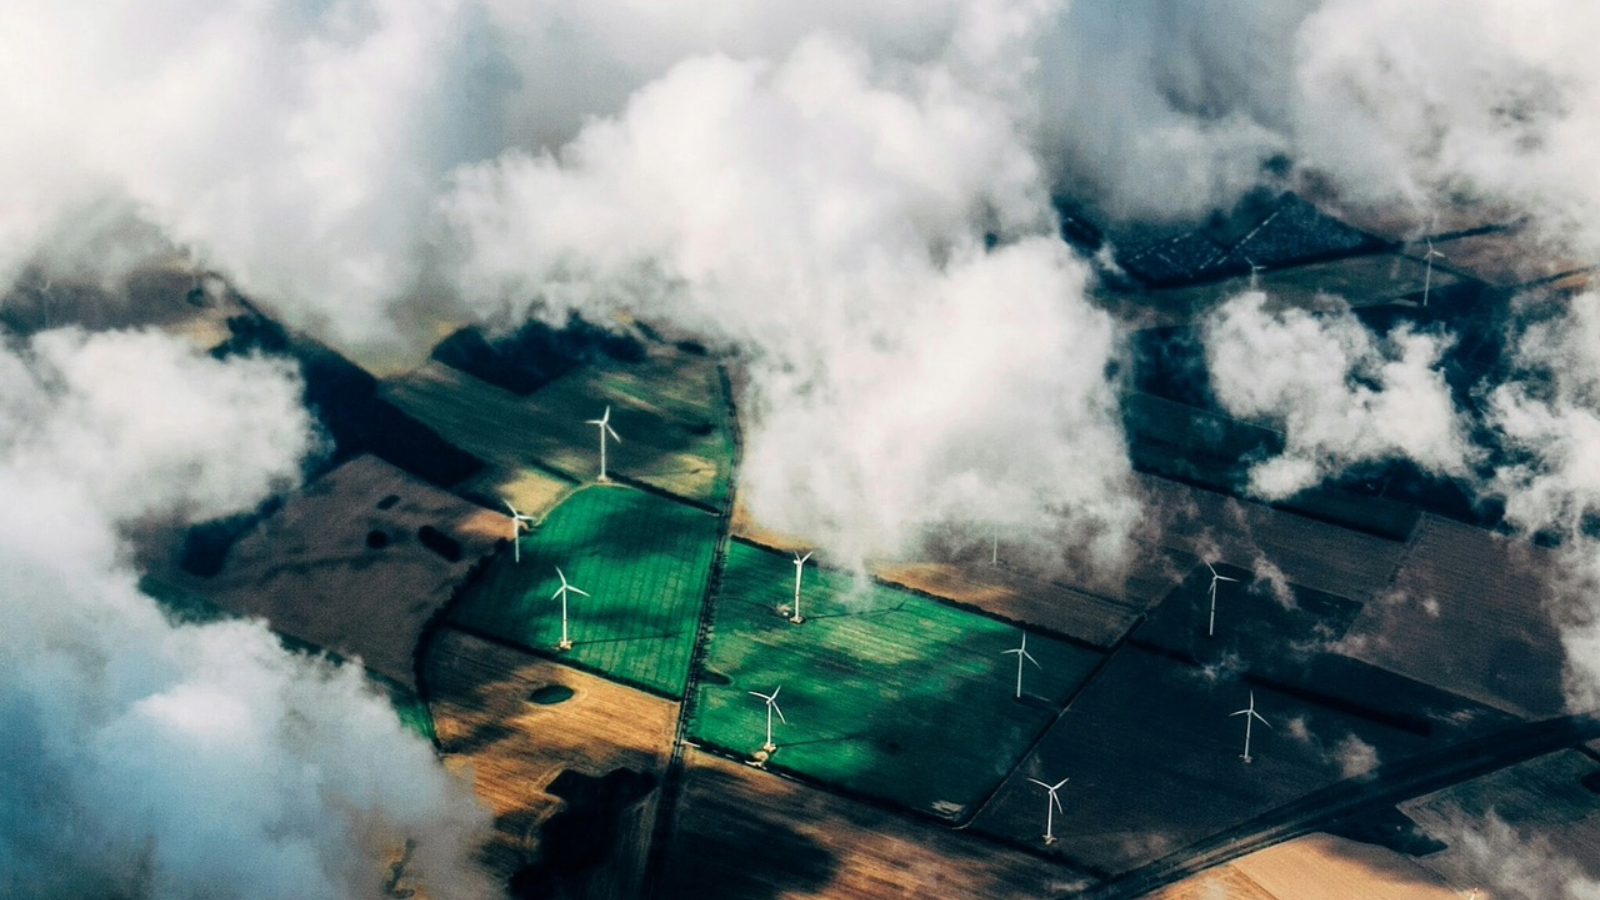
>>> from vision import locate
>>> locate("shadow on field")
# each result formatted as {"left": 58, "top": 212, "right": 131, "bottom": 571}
{"left": 656, "top": 764, "right": 837, "bottom": 900}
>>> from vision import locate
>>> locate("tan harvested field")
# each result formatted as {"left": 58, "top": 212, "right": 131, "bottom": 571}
{"left": 1137, "top": 474, "right": 1411, "bottom": 606}
{"left": 870, "top": 561, "right": 1139, "bottom": 649}
{"left": 658, "top": 750, "right": 1086, "bottom": 900}
{"left": 425, "top": 628, "right": 678, "bottom": 894}
{"left": 730, "top": 498, "right": 810, "bottom": 553}
{"left": 1418, "top": 231, "right": 1589, "bottom": 289}
{"left": 1140, "top": 833, "right": 1464, "bottom": 900}
{"left": 1341, "top": 515, "right": 1566, "bottom": 719}
{"left": 160, "top": 454, "right": 504, "bottom": 689}
{"left": 1401, "top": 750, "right": 1600, "bottom": 899}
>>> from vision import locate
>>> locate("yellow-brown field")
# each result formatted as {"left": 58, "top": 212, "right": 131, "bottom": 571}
{"left": 424, "top": 628, "right": 678, "bottom": 896}
{"left": 869, "top": 560, "right": 1139, "bottom": 649}
{"left": 1140, "top": 834, "right": 1465, "bottom": 900}
{"left": 658, "top": 750, "right": 1086, "bottom": 900}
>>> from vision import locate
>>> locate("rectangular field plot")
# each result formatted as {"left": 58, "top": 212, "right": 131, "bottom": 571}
{"left": 425, "top": 629, "right": 678, "bottom": 886}
{"left": 971, "top": 646, "right": 1437, "bottom": 875}
{"left": 382, "top": 351, "right": 734, "bottom": 508}
{"left": 450, "top": 485, "right": 719, "bottom": 696}
{"left": 689, "top": 541, "right": 1105, "bottom": 820}
{"left": 659, "top": 750, "right": 1086, "bottom": 900}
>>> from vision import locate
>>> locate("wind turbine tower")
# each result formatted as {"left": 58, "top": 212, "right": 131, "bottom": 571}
{"left": 749, "top": 686, "right": 786, "bottom": 753}
{"left": 586, "top": 405, "right": 622, "bottom": 482}
{"left": 503, "top": 501, "right": 535, "bottom": 563}
{"left": 551, "top": 566, "right": 589, "bottom": 651}
{"left": 789, "top": 551, "right": 812, "bottom": 624}
{"left": 1206, "top": 561, "right": 1240, "bottom": 638}
{"left": 1230, "top": 690, "right": 1271, "bottom": 763}
{"left": 1027, "top": 776, "right": 1069, "bottom": 844}
{"left": 1421, "top": 239, "right": 1446, "bottom": 307}
{"left": 1002, "top": 633, "right": 1041, "bottom": 700}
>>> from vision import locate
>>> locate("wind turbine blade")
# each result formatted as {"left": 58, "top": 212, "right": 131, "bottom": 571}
{"left": 556, "top": 566, "right": 568, "bottom": 586}
{"left": 602, "top": 405, "right": 611, "bottom": 424}
{"left": 1026, "top": 778, "right": 1050, "bottom": 789}
{"left": 772, "top": 702, "right": 786, "bottom": 724}
{"left": 1051, "top": 777, "right": 1070, "bottom": 791}
{"left": 1022, "top": 650, "right": 1041, "bottom": 668}
{"left": 504, "top": 501, "right": 518, "bottom": 516}
{"left": 1230, "top": 708, "right": 1250, "bottom": 717}
{"left": 770, "top": 685, "right": 781, "bottom": 700}
{"left": 1001, "top": 648, "right": 1020, "bottom": 657}
{"left": 606, "top": 424, "right": 621, "bottom": 442}
{"left": 748, "top": 690, "right": 768, "bottom": 701}
{"left": 1218, "top": 575, "right": 1240, "bottom": 583}
{"left": 1253, "top": 711, "right": 1271, "bottom": 728}
{"left": 1206, "top": 561, "right": 1219, "bottom": 577}
{"left": 586, "top": 419, "right": 603, "bottom": 426}
{"left": 1050, "top": 793, "right": 1064, "bottom": 813}
{"left": 569, "top": 586, "right": 590, "bottom": 597}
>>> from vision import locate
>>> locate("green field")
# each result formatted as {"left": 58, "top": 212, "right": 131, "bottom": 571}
{"left": 450, "top": 485, "right": 719, "bottom": 696}
{"left": 689, "top": 541, "right": 1105, "bottom": 820}
{"left": 382, "top": 352, "right": 735, "bottom": 508}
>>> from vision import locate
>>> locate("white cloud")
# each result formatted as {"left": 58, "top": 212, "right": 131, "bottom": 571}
{"left": 0, "top": 330, "right": 491, "bottom": 900}
{"left": 1203, "top": 291, "right": 1474, "bottom": 500}
{"left": 443, "top": 26, "right": 1141, "bottom": 567}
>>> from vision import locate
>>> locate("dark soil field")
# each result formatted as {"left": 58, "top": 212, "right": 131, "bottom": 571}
{"left": 1401, "top": 750, "right": 1600, "bottom": 900}
{"left": 1340, "top": 514, "right": 1568, "bottom": 719}
{"left": 154, "top": 454, "right": 504, "bottom": 691}
{"left": 971, "top": 646, "right": 1437, "bottom": 876}
{"left": 658, "top": 750, "right": 1087, "bottom": 900}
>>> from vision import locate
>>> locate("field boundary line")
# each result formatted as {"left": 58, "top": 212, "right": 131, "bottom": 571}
{"left": 643, "top": 362, "right": 742, "bottom": 897}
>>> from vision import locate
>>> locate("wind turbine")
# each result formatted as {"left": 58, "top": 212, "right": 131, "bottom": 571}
{"left": 788, "top": 551, "right": 813, "bottom": 624}
{"left": 551, "top": 567, "right": 589, "bottom": 651}
{"left": 1205, "top": 561, "right": 1240, "bottom": 638}
{"left": 585, "top": 405, "right": 622, "bottom": 482}
{"left": 32, "top": 275, "right": 53, "bottom": 328}
{"left": 749, "top": 686, "right": 786, "bottom": 753}
{"left": 991, "top": 523, "right": 1000, "bottom": 566}
{"left": 1002, "top": 633, "right": 1041, "bottom": 700}
{"left": 1421, "top": 239, "right": 1446, "bottom": 307}
{"left": 1230, "top": 690, "right": 1271, "bottom": 763}
{"left": 1026, "top": 776, "right": 1069, "bottom": 844}
{"left": 503, "top": 501, "right": 535, "bottom": 563}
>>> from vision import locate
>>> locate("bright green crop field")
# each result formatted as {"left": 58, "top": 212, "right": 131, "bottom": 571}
{"left": 450, "top": 484, "right": 719, "bottom": 696}
{"left": 689, "top": 541, "right": 1106, "bottom": 820}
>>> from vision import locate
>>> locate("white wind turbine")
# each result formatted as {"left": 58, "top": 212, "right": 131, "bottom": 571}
{"left": 1206, "top": 561, "right": 1240, "bottom": 638}
{"left": 585, "top": 405, "right": 622, "bottom": 482}
{"left": 749, "top": 686, "right": 786, "bottom": 753}
{"left": 1421, "top": 239, "right": 1446, "bottom": 307}
{"left": 551, "top": 567, "right": 589, "bottom": 651}
{"left": 503, "top": 501, "right": 535, "bottom": 563}
{"left": 1002, "top": 633, "right": 1041, "bottom": 700}
{"left": 1027, "top": 776, "right": 1069, "bottom": 844}
{"left": 788, "top": 551, "right": 813, "bottom": 624}
{"left": 1230, "top": 690, "right": 1271, "bottom": 763}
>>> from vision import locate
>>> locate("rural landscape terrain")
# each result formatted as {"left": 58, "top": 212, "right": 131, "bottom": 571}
{"left": 88, "top": 187, "right": 1598, "bottom": 900}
